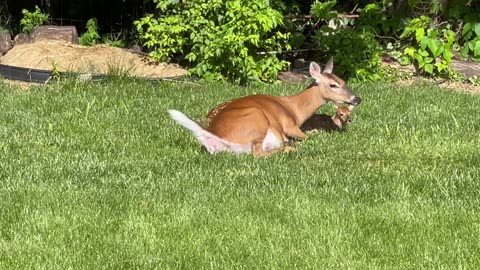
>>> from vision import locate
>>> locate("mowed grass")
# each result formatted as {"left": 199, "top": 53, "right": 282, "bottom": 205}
{"left": 0, "top": 77, "right": 479, "bottom": 269}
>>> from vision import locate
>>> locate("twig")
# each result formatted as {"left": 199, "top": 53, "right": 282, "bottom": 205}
{"left": 286, "top": 14, "right": 359, "bottom": 20}
{"left": 257, "top": 48, "right": 324, "bottom": 55}
{"left": 350, "top": 4, "right": 359, "bottom": 14}
{"left": 433, "top": 78, "right": 447, "bottom": 85}
{"left": 432, "top": 20, "right": 449, "bottom": 29}
{"left": 454, "top": 20, "right": 463, "bottom": 40}
{"left": 115, "top": 31, "right": 122, "bottom": 41}
{"left": 364, "top": 26, "right": 400, "bottom": 42}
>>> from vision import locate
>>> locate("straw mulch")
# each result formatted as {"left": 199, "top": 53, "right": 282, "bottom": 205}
{"left": 0, "top": 41, "right": 187, "bottom": 78}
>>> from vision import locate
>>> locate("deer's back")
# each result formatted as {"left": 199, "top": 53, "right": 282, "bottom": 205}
{"left": 207, "top": 94, "right": 296, "bottom": 126}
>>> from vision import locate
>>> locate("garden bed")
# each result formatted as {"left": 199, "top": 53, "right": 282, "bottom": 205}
{"left": 0, "top": 40, "right": 187, "bottom": 79}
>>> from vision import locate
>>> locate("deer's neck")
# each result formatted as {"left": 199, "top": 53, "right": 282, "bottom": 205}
{"left": 281, "top": 85, "right": 327, "bottom": 125}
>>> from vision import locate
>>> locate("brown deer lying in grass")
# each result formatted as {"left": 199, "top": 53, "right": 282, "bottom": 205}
{"left": 301, "top": 104, "right": 354, "bottom": 133}
{"left": 169, "top": 58, "right": 361, "bottom": 156}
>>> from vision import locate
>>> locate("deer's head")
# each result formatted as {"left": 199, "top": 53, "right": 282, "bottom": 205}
{"left": 309, "top": 58, "right": 362, "bottom": 106}
{"left": 334, "top": 103, "right": 355, "bottom": 125}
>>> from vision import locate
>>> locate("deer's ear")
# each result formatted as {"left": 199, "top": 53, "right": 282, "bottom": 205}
{"left": 309, "top": 62, "right": 322, "bottom": 81}
{"left": 333, "top": 103, "right": 339, "bottom": 110}
{"left": 323, "top": 57, "right": 334, "bottom": 74}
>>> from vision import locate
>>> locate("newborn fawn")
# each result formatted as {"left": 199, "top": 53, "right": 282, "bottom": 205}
{"left": 301, "top": 104, "right": 354, "bottom": 133}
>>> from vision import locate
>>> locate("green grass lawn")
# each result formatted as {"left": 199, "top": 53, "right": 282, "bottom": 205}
{"left": 1, "top": 77, "right": 479, "bottom": 269}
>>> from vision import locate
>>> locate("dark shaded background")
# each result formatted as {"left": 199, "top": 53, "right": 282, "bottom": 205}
{"left": 5, "top": 0, "right": 153, "bottom": 34}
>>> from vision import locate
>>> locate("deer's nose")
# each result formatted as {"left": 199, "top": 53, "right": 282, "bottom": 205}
{"left": 352, "top": 96, "right": 362, "bottom": 105}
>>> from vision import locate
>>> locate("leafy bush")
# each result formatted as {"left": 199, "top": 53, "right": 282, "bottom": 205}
{"left": 20, "top": 5, "right": 49, "bottom": 33}
{"left": 311, "top": 0, "right": 337, "bottom": 21}
{"left": 79, "top": 18, "right": 101, "bottom": 46}
{"left": 102, "top": 33, "right": 127, "bottom": 48}
{"left": 398, "top": 16, "right": 455, "bottom": 76}
{"left": 458, "top": 15, "right": 480, "bottom": 62}
{"left": 134, "top": 0, "right": 290, "bottom": 84}
{"left": 311, "top": 1, "right": 384, "bottom": 82}
{"left": 356, "top": 3, "right": 401, "bottom": 38}
{"left": 315, "top": 28, "right": 384, "bottom": 82}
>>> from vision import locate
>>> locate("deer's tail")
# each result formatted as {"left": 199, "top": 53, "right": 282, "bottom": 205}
{"left": 168, "top": 110, "right": 231, "bottom": 154}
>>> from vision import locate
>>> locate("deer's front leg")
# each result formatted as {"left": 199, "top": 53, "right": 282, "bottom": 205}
{"left": 284, "top": 124, "right": 307, "bottom": 140}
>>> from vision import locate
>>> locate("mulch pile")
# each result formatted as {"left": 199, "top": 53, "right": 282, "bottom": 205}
{"left": 0, "top": 41, "right": 187, "bottom": 78}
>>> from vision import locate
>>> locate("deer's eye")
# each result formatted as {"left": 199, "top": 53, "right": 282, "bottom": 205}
{"left": 330, "top": 84, "right": 339, "bottom": 88}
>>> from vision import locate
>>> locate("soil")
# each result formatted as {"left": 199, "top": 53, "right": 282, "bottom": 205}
{"left": 0, "top": 40, "right": 187, "bottom": 78}
{"left": 381, "top": 56, "right": 480, "bottom": 94}
{"left": 396, "top": 78, "right": 480, "bottom": 94}
{"left": 382, "top": 59, "right": 480, "bottom": 94}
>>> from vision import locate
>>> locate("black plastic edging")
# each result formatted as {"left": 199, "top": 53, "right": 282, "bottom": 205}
{"left": 0, "top": 63, "right": 188, "bottom": 84}
{"left": 0, "top": 64, "right": 53, "bottom": 83}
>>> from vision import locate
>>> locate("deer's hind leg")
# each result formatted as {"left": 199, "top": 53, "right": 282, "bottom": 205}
{"left": 211, "top": 107, "right": 285, "bottom": 156}
{"left": 248, "top": 113, "right": 287, "bottom": 157}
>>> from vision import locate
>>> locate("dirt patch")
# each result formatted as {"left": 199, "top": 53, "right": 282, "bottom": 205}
{"left": 438, "top": 80, "right": 480, "bottom": 94}
{"left": 0, "top": 41, "right": 187, "bottom": 78}
{"left": 450, "top": 60, "right": 480, "bottom": 78}
{"left": 394, "top": 77, "right": 480, "bottom": 94}
{"left": 381, "top": 56, "right": 480, "bottom": 94}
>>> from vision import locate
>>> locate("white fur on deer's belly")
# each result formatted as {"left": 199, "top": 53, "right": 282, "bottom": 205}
{"left": 222, "top": 129, "right": 283, "bottom": 154}
{"left": 227, "top": 142, "right": 251, "bottom": 154}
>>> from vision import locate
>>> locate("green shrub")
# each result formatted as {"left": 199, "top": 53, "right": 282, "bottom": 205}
{"left": 102, "top": 33, "right": 127, "bottom": 48}
{"left": 315, "top": 28, "right": 384, "bottom": 82}
{"left": 310, "top": 1, "right": 384, "bottom": 82}
{"left": 134, "top": 0, "right": 290, "bottom": 84}
{"left": 79, "top": 18, "right": 100, "bottom": 46}
{"left": 398, "top": 16, "right": 455, "bottom": 76}
{"left": 458, "top": 15, "right": 480, "bottom": 62}
{"left": 20, "top": 5, "right": 49, "bottom": 33}
{"left": 356, "top": 3, "right": 401, "bottom": 38}
{"left": 311, "top": 0, "right": 337, "bottom": 21}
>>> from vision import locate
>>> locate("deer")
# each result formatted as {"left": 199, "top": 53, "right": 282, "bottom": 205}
{"left": 168, "top": 58, "right": 362, "bottom": 156}
{"left": 301, "top": 103, "right": 355, "bottom": 133}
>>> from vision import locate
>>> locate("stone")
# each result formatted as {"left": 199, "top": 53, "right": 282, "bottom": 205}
{"left": 278, "top": 71, "right": 308, "bottom": 84}
{"left": 0, "top": 31, "right": 13, "bottom": 54}
{"left": 14, "top": 33, "right": 31, "bottom": 45}
{"left": 293, "top": 58, "right": 310, "bottom": 70}
{"left": 126, "top": 44, "right": 145, "bottom": 55}
{"left": 30, "top": 26, "right": 79, "bottom": 44}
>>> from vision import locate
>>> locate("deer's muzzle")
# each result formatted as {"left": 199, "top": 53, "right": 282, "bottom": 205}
{"left": 350, "top": 96, "right": 362, "bottom": 106}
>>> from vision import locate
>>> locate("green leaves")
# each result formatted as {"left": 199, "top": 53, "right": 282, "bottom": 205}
{"left": 20, "top": 5, "right": 49, "bottom": 33}
{"left": 79, "top": 18, "right": 100, "bottom": 46}
{"left": 460, "top": 19, "right": 480, "bottom": 60}
{"left": 415, "top": 28, "right": 424, "bottom": 42}
{"left": 443, "top": 49, "right": 453, "bottom": 63}
{"left": 427, "top": 39, "right": 443, "bottom": 58}
{"left": 399, "top": 16, "right": 454, "bottom": 76}
{"left": 134, "top": 0, "right": 290, "bottom": 84}
{"left": 400, "top": 16, "right": 431, "bottom": 39}
{"left": 315, "top": 28, "right": 384, "bottom": 82}
{"left": 311, "top": 0, "right": 337, "bottom": 20}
